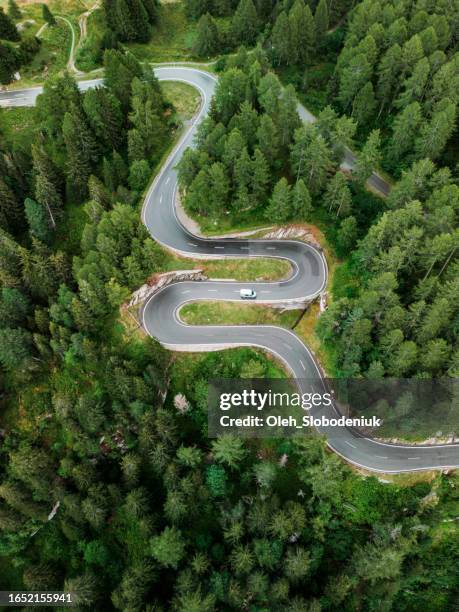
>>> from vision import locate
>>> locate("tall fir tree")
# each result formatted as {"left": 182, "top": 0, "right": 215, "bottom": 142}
{"left": 42, "top": 4, "right": 56, "bottom": 26}
{"left": 354, "top": 129, "right": 381, "bottom": 185}
{"left": 314, "top": 0, "right": 328, "bottom": 43}
{"left": 0, "top": 7, "right": 19, "bottom": 40}
{"left": 194, "top": 13, "right": 220, "bottom": 57}
{"left": 83, "top": 87, "right": 124, "bottom": 152}
{"left": 63, "top": 104, "right": 99, "bottom": 201}
{"left": 7, "top": 0, "right": 21, "bottom": 20}
{"left": 231, "top": 0, "right": 258, "bottom": 46}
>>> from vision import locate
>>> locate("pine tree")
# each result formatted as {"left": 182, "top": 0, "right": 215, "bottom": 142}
{"left": 141, "top": 0, "right": 158, "bottom": 23}
{"left": 231, "top": 0, "right": 258, "bottom": 46}
{"left": 291, "top": 126, "right": 332, "bottom": 195}
{"left": 103, "top": 49, "right": 143, "bottom": 110}
{"left": 265, "top": 178, "right": 292, "bottom": 222}
{"left": 352, "top": 82, "right": 376, "bottom": 126}
{"left": 128, "top": 159, "right": 151, "bottom": 191}
{"left": 88, "top": 175, "right": 112, "bottom": 208}
{"left": 114, "top": 0, "right": 136, "bottom": 41}
{"left": 395, "top": 57, "right": 430, "bottom": 110}
{"left": 150, "top": 527, "right": 186, "bottom": 569}
{"left": 314, "top": 0, "right": 328, "bottom": 43}
{"left": 256, "top": 114, "right": 279, "bottom": 167}
{"left": 24, "top": 198, "right": 52, "bottom": 244}
{"left": 0, "top": 178, "right": 23, "bottom": 233}
{"left": 376, "top": 44, "right": 403, "bottom": 114}
{"left": 338, "top": 54, "right": 372, "bottom": 110}
{"left": 288, "top": 1, "right": 315, "bottom": 64}
{"left": 0, "top": 41, "right": 20, "bottom": 84}
{"left": 277, "top": 84, "right": 301, "bottom": 145}
{"left": 83, "top": 87, "right": 124, "bottom": 152}
{"left": 251, "top": 148, "right": 269, "bottom": 208}
{"left": 7, "top": 0, "right": 21, "bottom": 21}
{"left": 128, "top": 0, "right": 151, "bottom": 43}
{"left": 324, "top": 172, "right": 352, "bottom": 217}
{"left": 272, "top": 12, "right": 290, "bottom": 66}
{"left": 337, "top": 216, "right": 358, "bottom": 253}
{"left": 32, "top": 144, "right": 63, "bottom": 229}
{"left": 0, "top": 328, "right": 33, "bottom": 369}
{"left": 414, "top": 101, "right": 456, "bottom": 161}
{"left": 0, "top": 287, "right": 30, "bottom": 328}
{"left": 194, "top": 13, "right": 219, "bottom": 57}
{"left": 388, "top": 102, "right": 422, "bottom": 163}
{"left": 291, "top": 179, "right": 312, "bottom": 219}
{"left": 354, "top": 129, "right": 381, "bottom": 185}
{"left": 62, "top": 104, "right": 99, "bottom": 201}
{"left": 209, "top": 162, "right": 229, "bottom": 211}
{"left": 42, "top": 4, "right": 56, "bottom": 26}
{"left": 0, "top": 7, "right": 19, "bottom": 40}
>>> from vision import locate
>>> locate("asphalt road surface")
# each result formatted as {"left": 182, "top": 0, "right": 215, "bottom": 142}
{"left": 3, "top": 67, "right": 457, "bottom": 472}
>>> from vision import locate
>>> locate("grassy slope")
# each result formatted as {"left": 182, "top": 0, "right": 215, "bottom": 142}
{"left": 127, "top": 3, "right": 198, "bottom": 63}
{"left": 180, "top": 301, "right": 301, "bottom": 327}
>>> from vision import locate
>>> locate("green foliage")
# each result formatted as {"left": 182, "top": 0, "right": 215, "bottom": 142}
{"left": 42, "top": 4, "right": 56, "bottom": 26}
{"left": 0, "top": 6, "right": 20, "bottom": 41}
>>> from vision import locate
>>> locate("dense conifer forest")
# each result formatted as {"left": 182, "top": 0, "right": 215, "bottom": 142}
{"left": 0, "top": 0, "right": 458, "bottom": 609}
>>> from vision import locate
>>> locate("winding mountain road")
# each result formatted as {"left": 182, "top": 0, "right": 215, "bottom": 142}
{"left": 1, "top": 66, "right": 457, "bottom": 473}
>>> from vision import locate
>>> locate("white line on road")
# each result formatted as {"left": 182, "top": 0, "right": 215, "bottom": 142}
{"left": 187, "top": 242, "right": 198, "bottom": 247}
{"left": 300, "top": 360, "right": 306, "bottom": 370}
{"left": 165, "top": 177, "right": 170, "bottom": 185}
{"left": 283, "top": 342, "right": 292, "bottom": 349}
{"left": 345, "top": 441, "right": 356, "bottom": 448}
{"left": 376, "top": 456, "right": 388, "bottom": 459}
{"left": 214, "top": 246, "right": 225, "bottom": 249}
{"left": 240, "top": 246, "right": 249, "bottom": 250}
{"left": 208, "top": 289, "right": 218, "bottom": 292}
{"left": 160, "top": 195, "right": 163, "bottom": 203}
{"left": 266, "top": 247, "right": 276, "bottom": 250}
{"left": 407, "top": 457, "right": 420, "bottom": 460}
{"left": 261, "top": 290, "right": 271, "bottom": 294}
{"left": 182, "top": 290, "right": 191, "bottom": 294}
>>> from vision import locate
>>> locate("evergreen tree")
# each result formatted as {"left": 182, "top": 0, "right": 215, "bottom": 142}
{"left": 0, "top": 177, "right": 23, "bottom": 233}
{"left": 0, "top": 6, "right": 19, "bottom": 40}
{"left": 150, "top": 527, "right": 186, "bottom": 569}
{"left": 24, "top": 198, "right": 52, "bottom": 244}
{"left": 251, "top": 148, "right": 269, "bottom": 207}
{"left": 141, "top": 0, "right": 158, "bottom": 23}
{"left": 32, "top": 144, "right": 63, "bottom": 229}
{"left": 7, "top": 0, "right": 21, "bottom": 20}
{"left": 265, "top": 177, "right": 292, "bottom": 222}
{"left": 291, "top": 125, "right": 332, "bottom": 195}
{"left": 337, "top": 215, "right": 358, "bottom": 253}
{"left": 0, "top": 287, "right": 30, "bottom": 328}
{"left": 314, "top": 0, "right": 328, "bottom": 43}
{"left": 194, "top": 13, "right": 219, "bottom": 57}
{"left": 128, "top": 159, "right": 151, "bottom": 191}
{"left": 42, "top": 4, "right": 56, "bottom": 26}
{"left": 352, "top": 82, "right": 376, "bottom": 126}
{"left": 272, "top": 12, "right": 290, "bottom": 66}
{"left": 231, "top": 0, "right": 258, "bottom": 46}
{"left": 414, "top": 101, "right": 456, "bottom": 161}
{"left": 388, "top": 102, "right": 422, "bottom": 163}
{"left": 256, "top": 114, "right": 279, "bottom": 166}
{"left": 128, "top": 0, "right": 151, "bottom": 43}
{"left": 0, "top": 41, "right": 20, "bottom": 84}
{"left": 103, "top": 49, "right": 143, "bottom": 110}
{"left": 62, "top": 104, "right": 99, "bottom": 201}
{"left": 324, "top": 172, "right": 352, "bottom": 217}
{"left": 83, "top": 87, "right": 124, "bottom": 152}
{"left": 0, "top": 328, "right": 33, "bottom": 369}
{"left": 292, "top": 179, "right": 312, "bottom": 219}
{"left": 354, "top": 129, "right": 381, "bottom": 185}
